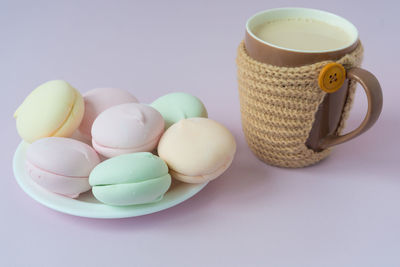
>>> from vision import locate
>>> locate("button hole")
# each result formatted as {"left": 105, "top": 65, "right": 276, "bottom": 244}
{"left": 329, "top": 81, "right": 332, "bottom": 84}
{"left": 329, "top": 75, "right": 332, "bottom": 78}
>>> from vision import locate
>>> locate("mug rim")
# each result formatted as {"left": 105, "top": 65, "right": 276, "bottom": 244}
{"left": 246, "top": 7, "right": 359, "bottom": 54}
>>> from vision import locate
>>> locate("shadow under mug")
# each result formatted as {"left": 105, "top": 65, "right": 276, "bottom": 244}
{"left": 244, "top": 8, "right": 383, "bottom": 152}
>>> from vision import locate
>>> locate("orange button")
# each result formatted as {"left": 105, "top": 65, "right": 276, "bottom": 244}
{"left": 318, "top": 62, "right": 346, "bottom": 93}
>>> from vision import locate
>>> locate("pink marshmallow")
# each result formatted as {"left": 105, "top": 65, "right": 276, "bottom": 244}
{"left": 26, "top": 137, "right": 101, "bottom": 198}
{"left": 91, "top": 103, "right": 164, "bottom": 158}
{"left": 79, "top": 88, "right": 138, "bottom": 139}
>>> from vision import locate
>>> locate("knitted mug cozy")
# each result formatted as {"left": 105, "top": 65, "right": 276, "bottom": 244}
{"left": 237, "top": 41, "right": 364, "bottom": 168}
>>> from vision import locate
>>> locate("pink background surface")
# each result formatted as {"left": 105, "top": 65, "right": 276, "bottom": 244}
{"left": 1, "top": 0, "right": 399, "bottom": 266}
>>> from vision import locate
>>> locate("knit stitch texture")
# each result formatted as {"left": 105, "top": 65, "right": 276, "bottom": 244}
{"left": 237, "top": 41, "right": 364, "bottom": 167}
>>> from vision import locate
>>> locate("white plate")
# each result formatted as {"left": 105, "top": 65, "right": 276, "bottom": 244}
{"left": 13, "top": 141, "right": 208, "bottom": 219}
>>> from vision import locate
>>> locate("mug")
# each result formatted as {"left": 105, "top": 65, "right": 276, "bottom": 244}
{"left": 237, "top": 7, "right": 383, "bottom": 167}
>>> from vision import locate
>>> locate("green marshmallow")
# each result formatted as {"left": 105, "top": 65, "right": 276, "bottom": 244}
{"left": 151, "top": 92, "right": 208, "bottom": 129}
{"left": 89, "top": 152, "right": 171, "bottom": 206}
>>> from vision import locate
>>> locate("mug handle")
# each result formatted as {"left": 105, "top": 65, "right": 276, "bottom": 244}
{"left": 318, "top": 67, "right": 383, "bottom": 149}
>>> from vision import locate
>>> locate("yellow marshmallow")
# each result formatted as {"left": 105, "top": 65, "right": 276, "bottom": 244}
{"left": 14, "top": 80, "right": 84, "bottom": 143}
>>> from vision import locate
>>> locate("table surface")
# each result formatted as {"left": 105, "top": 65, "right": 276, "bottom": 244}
{"left": 1, "top": 1, "right": 399, "bottom": 266}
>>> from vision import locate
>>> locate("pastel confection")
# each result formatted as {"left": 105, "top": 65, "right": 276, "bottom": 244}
{"left": 14, "top": 80, "right": 84, "bottom": 143}
{"left": 70, "top": 130, "right": 91, "bottom": 146}
{"left": 26, "top": 137, "right": 101, "bottom": 198}
{"left": 91, "top": 103, "right": 164, "bottom": 158}
{"left": 151, "top": 92, "right": 208, "bottom": 129}
{"left": 79, "top": 87, "right": 138, "bottom": 139}
{"left": 158, "top": 118, "right": 236, "bottom": 183}
{"left": 89, "top": 152, "right": 171, "bottom": 206}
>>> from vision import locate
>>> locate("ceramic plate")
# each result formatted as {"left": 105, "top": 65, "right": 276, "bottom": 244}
{"left": 13, "top": 141, "right": 208, "bottom": 219}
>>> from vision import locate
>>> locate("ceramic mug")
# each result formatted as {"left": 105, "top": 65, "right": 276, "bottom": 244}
{"left": 243, "top": 8, "right": 383, "bottom": 153}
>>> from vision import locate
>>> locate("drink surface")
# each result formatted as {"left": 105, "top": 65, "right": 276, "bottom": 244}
{"left": 252, "top": 18, "right": 352, "bottom": 51}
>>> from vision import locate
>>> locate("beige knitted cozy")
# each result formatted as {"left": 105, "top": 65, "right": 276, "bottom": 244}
{"left": 237, "top": 41, "right": 364, "bottom": 168}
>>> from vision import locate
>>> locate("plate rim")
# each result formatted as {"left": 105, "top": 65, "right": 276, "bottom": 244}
{"left": 13, "top": 141, "right": 208, "bottom": 219}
